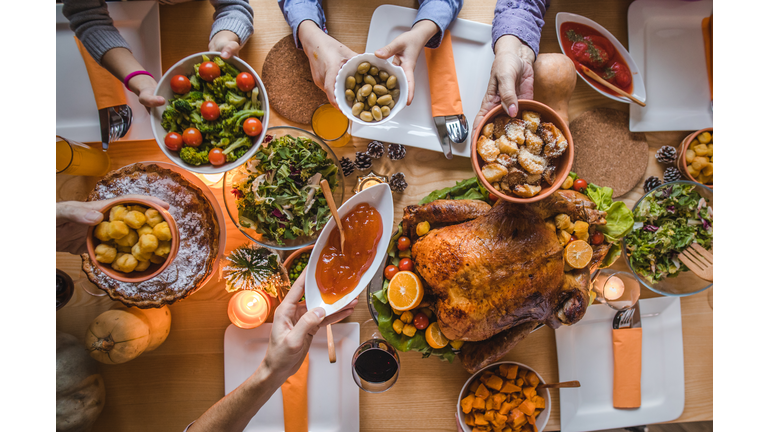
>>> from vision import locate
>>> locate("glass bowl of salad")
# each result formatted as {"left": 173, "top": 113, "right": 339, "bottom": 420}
{"left": 622, "top": 181, "right": 713, "bottom": 296}
{"left": 222, "top": 126, "right": 345, "bottom": 250}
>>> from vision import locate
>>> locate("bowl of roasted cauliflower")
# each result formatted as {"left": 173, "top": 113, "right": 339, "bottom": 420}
{"left": 471, "top": 100, "right": 574, "bottom": 203}
{"left": 86, "top": 197, "right": 179, "bottom": 283}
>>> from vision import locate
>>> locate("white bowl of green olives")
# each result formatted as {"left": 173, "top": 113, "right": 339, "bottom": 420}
{"left": 334, "top": 53, "right": 408, "bottom": 126}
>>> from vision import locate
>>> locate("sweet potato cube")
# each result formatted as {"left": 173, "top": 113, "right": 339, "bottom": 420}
{"left": 515, "top": 378, "right": 525, "bottom": 387}
{"left": 484, "top": 410, "right": 496, "bottom": 422}
{"left": 518, "top": 399, "right": 535, "bottom": 416}
{"left": 506, "top": 365, "right": 519, "bottom": 379}
{"left": 502, "top": 428, "right": 512, "bottom": 432}
{"left": 465, "top": 412, "right": 476, "bottom": 426}
{"left": 517, "top": 367, "right": 528, "bottom": 379}
{"left": 486, "top": 398, "right": 495, "bottom": 411}
{"left": 526, "top": 371, "right": 540, "bottom": 388}
{"left": 493, "top": 414, "right": 508, "bottom": 428}
{"left": 461, "top": 394, "right": 476, "bottom": 414}
{"left": 532, "top": 395, "right": 546, "bottom": 409}
{"left": 500, "top": 401, "right": 515, "bottom": 415}
{"left": 501, "top": 381, "right": 522, "bottom": 394}
{"left": 508, "top": 397, "right": 523, "bottom": 410}
{"left": 510, "top": 409, "right": 527, "bottom": 428}
{"left": 527, "top": 416, "right": 538, "bottom": 432}
{"left": 470, "top": 380, "right": 481, "bottom": 393}
{"left": 473, "top": 427, "right": 490, "bottom": 432}
{"left": 473, "top": 397, "right": 487, "bottom": 410}
{"left": 533, "top": 409, "right": 541, "bottom": 417}
{"left": 480, "top": 371, "right": 494, "bottom": 385}
{"left": 492, "top": 393, "right": 506, "bottom": 410}
{"left": 475, "top": 412, "right": 489, "bottom": 426}
{"left": 521, "top": 425, "right": 533, "bottom": 432}
{"left": 486, "top": 375, "right": 504, "bottom": 392}
{"left": 475, "top": 383, "right": 491, "bottom": 399}
{"left": 522, "top": 386, "right": 537, "bottom": 401}
{"left": 498, "top": 364, "right": 510, "bottom": 377}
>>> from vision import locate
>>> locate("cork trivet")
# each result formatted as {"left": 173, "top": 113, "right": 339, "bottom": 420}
{"left": 570, "top": 108, "right": 647, "bottom": 197}
{"left": 262, "top": 35, "right": 329, "bottom": 125}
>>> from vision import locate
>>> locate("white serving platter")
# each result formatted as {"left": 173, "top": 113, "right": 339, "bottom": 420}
{"left": 555, "top": 296, "right": 685, "bottom": 432}
{"left": 224, "top": 322, "right": 360, "bottom": 432}
{"left": 627, "top": 0, "right": 713, "bottom": 132}
{"left": 351, "top": 5, "right": 495, "bottom": 158}
{"left": 56, "top": 1, "right": 161, "bottom": 143}
{"left": 305, "top": 183, "right": 394, "bottom": 315}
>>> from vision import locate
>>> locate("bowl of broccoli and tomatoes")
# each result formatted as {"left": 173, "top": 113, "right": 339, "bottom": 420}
{"left": 150, "top": 52, "right": 270, "bottom": 174}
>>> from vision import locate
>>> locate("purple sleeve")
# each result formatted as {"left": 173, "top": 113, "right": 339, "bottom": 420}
{"left": 491, "top": 0, "right": 549, "bottom": 56}
{"left": 415, "top": 0, "right": 463, "bottom": 48}
{"left": 277, "top": 0, "right": 327, "bottom": 49}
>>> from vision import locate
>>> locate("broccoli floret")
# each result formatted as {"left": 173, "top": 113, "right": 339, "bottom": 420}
{"left": 180, "top": 146, "right": 209, "bottom": 166}
{"left": 172, "top": 99, "right": 193, "bottom": 114}
{"left": 211, "top": 76, "right": 237, "bottom": 100}
{"left": 214, "top": 56, "right": 241, "bottom": 78}
{"left": 226, "top": 92, "right": 247, "bottom": 108}
{"left": 189, "top": 75, "right": 201, "bottom": 91}
{"left": 197, "top": 121, "right": 222, "bottom": 134}
{"left": 226, "top": 145, "right": 250, "bottom": 162}
{"left": 161, "top": 105, "right": 182, "bottom": 132}
{"left": 223, "top": 136, "right": 252, "bottom": 156}
{"left": 181, "top": 91, "right": 203, "bottom": 102}
{"left": 218, "top": 103, "right": 237, "bottom": 119}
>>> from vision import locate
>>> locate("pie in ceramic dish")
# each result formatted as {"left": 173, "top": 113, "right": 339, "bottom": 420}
{"left": 81, "top": 163, "right": 220, "bottom": 308}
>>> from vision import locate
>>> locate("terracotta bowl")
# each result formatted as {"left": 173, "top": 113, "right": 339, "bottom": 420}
{"left": 283, "top": 245, "right": 314, "bottom": 278}
{"left": 471, "top": 101, "right": 575, "bottom": 203}
{"left": 676, "top": 127, "right": 713, "bottom": 188}
{"left": 86, "top": 197, "right": 180, "bottom": 283}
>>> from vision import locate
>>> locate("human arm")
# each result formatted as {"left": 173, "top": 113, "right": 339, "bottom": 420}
{"left": 56, "top": 195, "right": 170, "bottom": 255}
{"left": 187, "top": 271, "right": 358, "bottom": 432}
{"left": 473, "top": 0, "right": 547, "bottom": 132}
{"left": 208, "top": 0, "right": 254, "bottom": 59}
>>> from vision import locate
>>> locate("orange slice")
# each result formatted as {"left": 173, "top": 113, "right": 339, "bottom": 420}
{"left": 387, "top": 271, "right": 423, "bottom": 312}
{"left": 565, "top": 240, "right": 593, "bottom": 269}
{"left": 426, "top": 322, "right": 449, "bottom": 349}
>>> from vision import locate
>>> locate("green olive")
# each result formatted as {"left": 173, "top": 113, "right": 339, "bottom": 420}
{"left": 367, "top": 92, "right": 377, "bottom": 106}
{"left": 345, "top": 89, "right": 355, "bottom": 101}
{"left": 388, "top": 100, "right": 395, "bottom": 109}
{"left": 373, "top": 85, "right": 388, "bottom": 96}
{"left": 364, "top": 74, "right": 377, "bottom": 87}
{"left": 356, "top": 88, "right": 365, "bottom": 102}
{"left": 371, "top": 106, "right": 383, "bottom": 121}
{"left": 351, "top": 102, "right": 364, "bottom": 116}
{"left": 360, "top": 111, "right": 374, "bottom": 122}
{"left": 379, "top": 71, "right": 389, "bottom": 82}
{"left": 391, "top": 89, "right": 400, "bottom": 100}
{"left": 353, "top": 84, "right": 361, "bottom": 94}
{"left": 386, "top": 75, "right": 398, "bottom": 89}
{"left": 345, "top": 76, "right": 356, "bottom": 90}
{"left": 360, "top": 84, "right": 372, "bottom": 97}
{"left": 381, "top": 106, "right": 391, "bottom": 117}
{"left": 377, "top": 94, "right": 392, "bottom": 106}
{"left": 369, "top": 66, "right": 379, "bottom": 77}
{"left": 357, "top": 62, "right": 371, "bottom": 75}
{"left": 355, "top": 72, "right": 363, "bottom": 84}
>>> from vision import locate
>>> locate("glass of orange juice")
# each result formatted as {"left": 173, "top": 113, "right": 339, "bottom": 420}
{"left": 57, "top": 136, "right": 111, "bottom": 176}
{"left": 311, "top": 103, "right": 351, "bottom": 148}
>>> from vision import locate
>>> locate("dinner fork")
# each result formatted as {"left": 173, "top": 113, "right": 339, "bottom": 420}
{"left": 678, "top": 243, "right": 713, "bottom": 282}
{"left": 616, "top": 306, "right": 635, "bottom": 330}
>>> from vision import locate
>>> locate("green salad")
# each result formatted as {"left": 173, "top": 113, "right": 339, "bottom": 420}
{"left": 624, "top": 183, "right": 713, "bottom": 284}
{"left": 231, "top": 135, "right": 339, "bottom": 245}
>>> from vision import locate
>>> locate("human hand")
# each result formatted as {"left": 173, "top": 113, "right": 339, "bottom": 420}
{"left": 209, "top": 30, "right": 242, "bottom": 60}
{"left": 262, "top": 271, "right": 358, "bottom": 381}
{"left": 374, "top": 20, "right": 438, "bottom": 105}
{"left": 473, "top": 35, "right": 535, "bottom": 134}
{"left": 56, "top": 195, "right": 170, "bottom": 255}
{"left": 298, "top": 21, "right": 358, "bottom": 109}
{"left": 129, "top": 74, "right": 165, "bottom": 108}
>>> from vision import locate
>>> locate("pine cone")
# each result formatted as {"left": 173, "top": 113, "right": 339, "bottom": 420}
{"left": 389, "top": 172, "right": 408, "bottom": 192}
{"left": 366, "top": 141, "right": 384, "bottom": 159}
{"left": 387, "top": 143, "right": 406, "bottom": 160}
{"left": 663, "top": 167, "right": 682, "bottom": 183}
{"left": 355, "top": 152, "right": 372, "bottom": 170}
{"left": 340, "top": 156, "right": 355, "bottom": 177}
{"left": 655, "top": 146, "right": 677, "bottom": 164}
{"left": 643, "top": 176, "right": 662, "bottom": 193}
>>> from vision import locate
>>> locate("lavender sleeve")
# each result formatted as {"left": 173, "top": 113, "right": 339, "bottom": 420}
{"left": 492, "top": 0, "right": 549, "bottom": 56}
{"left": 415, "top": 0, "right": 463, "bottom": 48}
{"left": 277, "top": 0, "right": 327, "bottom": 49}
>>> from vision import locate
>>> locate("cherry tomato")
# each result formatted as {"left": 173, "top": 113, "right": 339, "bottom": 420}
{"left": 384, "top": 265, "right": 399, "bottom": 280}
{"left": 606, "top": 61, "right": 631, "bottom": 89}
{"left": 399, "top": 258, "right": 414, "bottom": 272}
{"left": 570, "top": 235, "right": 578, "bottom": 243}
{"left": 170, "top": 75, "right": 191, "bottom": 94}
{"left": 413, "top": 313, "right": 429, "bottom": 330}
{"left": 243, "top": 118, "right": 263, "bottom": 137}
{"left": 236, "top": 72, "right": 256, "bottom": 92}
{"left": 208, "top": 148, "right": 226, "bottom": 166}
{"left": 164, "top": 132, "right": 183, "bottom": 151}
{"left": 573, "top": 178, "right": 588, "bottom": 193}
{"left": 590, "top": 231, "right": 605, "bottom": 245}
{"left": 397, "top": 236, "right": 411, "bottom": 251}
{"left": 489, "top": 193, "right": 499, "bottom": 202}
{"left": 201, "top": 101, "right": 220, "bottom": 121}
{"left": 198, "top": 61, "right": 221, "bottom": 82}
{"left": 182, "top": 127, "right": 203, "bottom": 147}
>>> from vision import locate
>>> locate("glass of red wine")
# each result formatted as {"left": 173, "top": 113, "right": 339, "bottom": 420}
{"left": 351, "top": 320, "right": 400, "bottom": 393}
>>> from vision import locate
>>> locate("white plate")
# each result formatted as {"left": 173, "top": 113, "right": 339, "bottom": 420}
{"left": 224, "top": 323, "right": 360, "bottom": 432}
{"left": 351, "top": 5, "right": 495, "bottom": 158}
{"left": 56, "top": 2, "right": 161, "bottom": 142}
{"left": 555, "top": 297, "right": 685, "bottom": 432}
{"left": 305, "top": 183, "right": 394, "bottom": 315}
{"left": 555, "top": 13, "right": 646, "bottom": 105}
{"left": 628, "top": 0, "right": 713, "bottom": 132}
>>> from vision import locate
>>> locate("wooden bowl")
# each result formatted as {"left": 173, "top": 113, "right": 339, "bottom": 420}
{"left": 471, "top": 101, "right": 574, "bottom": 203}
{"left": 86, "top": 197, "right": 180, "bottom": 283}
{"left": 283, "top": 245, "right": 314, "bottom": 279}
{"left": 676, "top": 127, "right": 713, "bottom": 188}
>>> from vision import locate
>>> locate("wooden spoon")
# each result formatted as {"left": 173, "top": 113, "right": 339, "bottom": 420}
{"left": 320, "top": 179, "right": 345, "bottom": 254}
{"left": 578, "top": 64, "right": 646, "bottom": 107}
{"left": 537, "top": 380, "right": 581, "bottom": 390}
{"left": 326, "top": 325, "right": 336, "bottom": 363}
{"left": 678, "top": 243, "right": 713, "bottom": 282}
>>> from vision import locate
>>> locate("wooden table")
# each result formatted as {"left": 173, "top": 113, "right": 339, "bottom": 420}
{"left": 56, "top": 1, "right": 713, "bottom": 430}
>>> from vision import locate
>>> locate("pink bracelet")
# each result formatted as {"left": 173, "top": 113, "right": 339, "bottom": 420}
{"left": 124, "top": 70, "right": 154, "bottom": 89}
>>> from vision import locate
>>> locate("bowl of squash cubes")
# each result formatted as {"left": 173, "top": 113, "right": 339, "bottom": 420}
{"left": 457, "top": 361, "right": 550, "bottom": 432}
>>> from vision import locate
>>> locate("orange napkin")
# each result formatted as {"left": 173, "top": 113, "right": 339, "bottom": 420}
{"left": 281, "top": 355, "right": 309, "bottom": 432}
{"left": 612, "top": 328, "right": 642, "bottom": 409}
{"left": 74, "top": 36, "right": 127, "bottom": 110}
{"left": 424, "top": 30, "right": 463, "bottom": 117}
{"left": 702, "top": 15, "right": 713, "bottom": 99}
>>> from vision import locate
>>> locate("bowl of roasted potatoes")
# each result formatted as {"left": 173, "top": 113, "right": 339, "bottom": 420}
{"left": 472, "top": 100, "right": 574, "bottom": 204}
{"left": 86, "top": 197, "right": 179, "bottom": 283}
{"left": 457, "top": 361, "right": 551, "bottom": 432}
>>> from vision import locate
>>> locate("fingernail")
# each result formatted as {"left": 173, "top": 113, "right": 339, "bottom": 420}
{"left": 313, "top": 308, "right": 326, "bottom": 319}
{"left": 85, "top": 211, "right": 102, "bottom": 224}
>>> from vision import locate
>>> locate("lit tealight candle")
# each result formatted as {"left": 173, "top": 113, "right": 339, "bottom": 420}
{"left": 603, "top": 277, "right": 625, "bottom": 301}
{"left": 228, "top": 290, "right": 270, "bottom": 329}
{"left": 195, "top": 172, "right": 224, "bottom": 187}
